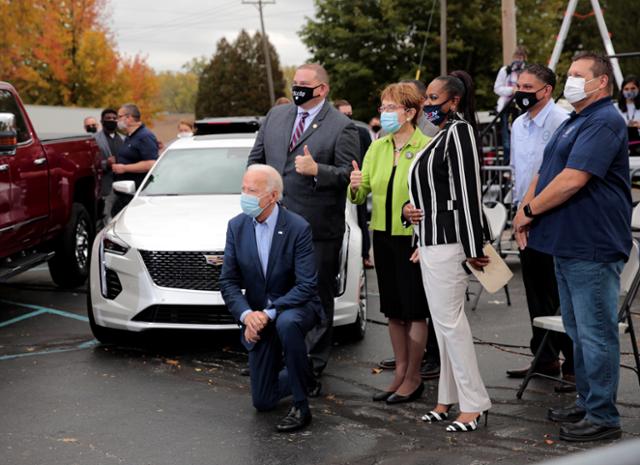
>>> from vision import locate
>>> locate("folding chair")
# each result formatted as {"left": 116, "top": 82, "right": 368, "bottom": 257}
{"left": 468, "top": 202, "right": 512, "bottom": 311}
{"left": 516, "top": 239, "right": 640, "bottom": 399}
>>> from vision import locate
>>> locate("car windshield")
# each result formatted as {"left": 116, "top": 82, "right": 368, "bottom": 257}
{"left": 139, "top": 147, "right": 249, "bottom": 195}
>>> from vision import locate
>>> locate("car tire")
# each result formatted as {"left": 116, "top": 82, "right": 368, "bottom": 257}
{"left": 86, "top": 280, "right": 122, "bottom": 344}
{"left": 49, "top": 203, "right": 93, "bottom": 288}
{"left": 344, "top": 269, "right": 367, "bottom": 341}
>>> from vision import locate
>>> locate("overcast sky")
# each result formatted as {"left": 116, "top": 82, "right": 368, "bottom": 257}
{"left": 108, "top": 0, "right": 315, "bottom": 71}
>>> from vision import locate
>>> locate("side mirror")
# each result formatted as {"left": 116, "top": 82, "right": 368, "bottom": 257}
{"left": 113, "top": 180, "right": 136, "bottom": 195}
{"left": 0, "top": 113, "right": 17, "bottom": 155}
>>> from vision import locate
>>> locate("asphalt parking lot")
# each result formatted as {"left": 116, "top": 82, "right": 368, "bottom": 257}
{"left": 1, "top": 260, "right": 640, "bottom": 465}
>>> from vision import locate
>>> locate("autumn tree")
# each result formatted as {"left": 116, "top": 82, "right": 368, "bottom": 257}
{"left": 196, "top": 30, "right": 286, "bottom": 118}
{"left": 157, "top": 58, "right": 207, "bottom": 114}
{"left": 0, "top": 0, "right": 161, "bottom": 119}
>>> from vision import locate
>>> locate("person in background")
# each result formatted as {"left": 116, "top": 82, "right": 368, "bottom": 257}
{"left": 177, "top": 120, "right": 194, "bottom": 138}
{"left": 349, "top": 83, "right": 431, "bottom": 405}
{"left": 506, "top": 64, "right": 574, "bottom": 387}
{"left": 94, "top": 108, "right": 125, "bottom": 224}
{"left": 494, "top": 46, "right": 528, "bottom": 165}
{"left": 513, "top": 52, "right": 630, "bottom": 442}
{"left": 111, "top": 103, "right": 159, "bottom": 216}
{"left": 368, "top": 116, "right": 381, "bottom": 141}
{"left": 406, "top": 72, "right": 492, "bottom": 432}
{"left": 274, "top": 97, "right": 291, "bottom": 106}
{"left": 334, "top": 99, "right": 374, "bottom": 269}
{"left": 84, "top": 116, "right": 98, "bottom": 134}
{"left": 617, "top": 75, "right": 640, "bottom": 154}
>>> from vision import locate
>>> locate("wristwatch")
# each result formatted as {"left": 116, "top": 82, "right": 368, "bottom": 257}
{"left": 523, "top": 204, "right": 536, "bottom": 218}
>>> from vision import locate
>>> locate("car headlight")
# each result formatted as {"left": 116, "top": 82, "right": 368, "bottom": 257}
{"left": 102, "top": 226, "right": 130, "bottom": 255}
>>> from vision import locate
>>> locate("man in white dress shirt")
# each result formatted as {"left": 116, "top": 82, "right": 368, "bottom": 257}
{"left": 506, "top": 64, "right": 574, "bottom": 385}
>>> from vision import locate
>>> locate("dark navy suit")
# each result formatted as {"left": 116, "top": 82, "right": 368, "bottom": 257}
{"left": 219, "top": 206, "right": 323, "bottom": 411}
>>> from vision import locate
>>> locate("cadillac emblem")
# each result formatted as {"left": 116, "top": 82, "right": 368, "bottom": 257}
{"left": 203, "top": 254, "right": 223, "bottom": 266}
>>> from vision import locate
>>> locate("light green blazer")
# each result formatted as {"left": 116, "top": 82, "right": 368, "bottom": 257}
{"left": 348, "top": 128, "right": 430, "bottom": 236}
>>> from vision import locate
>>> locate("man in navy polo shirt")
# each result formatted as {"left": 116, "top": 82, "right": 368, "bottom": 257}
{"left": 111, "top": 103, "right": 159, "bottom": 216}
{"left": 513, "top": 52, "right": 631, "bottom": 442}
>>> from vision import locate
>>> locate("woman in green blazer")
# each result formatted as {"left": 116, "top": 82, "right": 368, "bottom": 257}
{"left": 349, "top": 82, "right": 431, "bottom": 404}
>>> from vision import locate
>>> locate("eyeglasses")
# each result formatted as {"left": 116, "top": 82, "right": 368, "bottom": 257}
{"left": 378, "top": 104, "right": 405, "bottom": 113}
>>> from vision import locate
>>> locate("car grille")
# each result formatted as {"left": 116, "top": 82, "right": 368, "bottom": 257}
{"left": 138, "top": 250, "right": 223, "bottom": 291}
{"left": 104, "top": 268, "right": 122, "bottom": 299}
{"left": 132, "top": 305, "right": 236, "bottom": 325}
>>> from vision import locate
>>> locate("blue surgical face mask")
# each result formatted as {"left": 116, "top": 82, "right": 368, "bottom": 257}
{"left": 240, "top": 193, "right": 265, "bottom": 218}
{"left": 423, "top": 101, "right": 450, "bottom": 126}
{"left": 380, "top": 111, "right": 402, "bottom": 133}
{"left": 623, "top": 89, "right": 639, "bottom": 100}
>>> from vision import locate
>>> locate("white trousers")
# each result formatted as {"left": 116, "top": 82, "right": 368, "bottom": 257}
{"left": 418, "top": 243, "right": 492, "bottom": 412}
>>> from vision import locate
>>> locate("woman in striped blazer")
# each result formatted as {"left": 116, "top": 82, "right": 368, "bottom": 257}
{"left": 404, "top": 72, "right": 492, "bottom": 433}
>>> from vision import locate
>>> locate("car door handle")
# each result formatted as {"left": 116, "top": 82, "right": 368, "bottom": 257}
{"left": 0, "top": 164, "right": 8, "bottom": 172}
{"left": 34, "top": 157, "right": 47, "bottom": 165}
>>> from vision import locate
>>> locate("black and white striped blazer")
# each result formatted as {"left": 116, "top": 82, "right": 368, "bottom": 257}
{"left": 407, "top": 115, "right": 485, "bottom": 258}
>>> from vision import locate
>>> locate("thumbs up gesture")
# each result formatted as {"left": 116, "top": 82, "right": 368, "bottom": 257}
{"left": 350, "top": 160, "right": 362, "bottom": 193}
{"left": 295, "top": 145, "right": 318, "bottom": 176}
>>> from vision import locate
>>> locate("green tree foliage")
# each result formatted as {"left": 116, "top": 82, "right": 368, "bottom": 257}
{"left": 300, "top": 0, "right": 638, "bottom": 120}
{"left": 195, "top": 30, "right": 286, "bottom": 118}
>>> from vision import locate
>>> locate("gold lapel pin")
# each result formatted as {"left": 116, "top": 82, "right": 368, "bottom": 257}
{"left": 405, "top": 151, "right": 414, "bottom": 159}
{"left": 312, "top": 123, "right": 318, "bottom": 129}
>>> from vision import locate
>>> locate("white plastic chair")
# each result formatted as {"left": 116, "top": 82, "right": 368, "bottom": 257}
{"left": 517, "top": 238, "right": 640, "bottom": 399}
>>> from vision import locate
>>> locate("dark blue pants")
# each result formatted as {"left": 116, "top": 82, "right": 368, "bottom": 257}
{"left": 248, "top": 308, "right": 317, "bottom": 411}
{"left": 555, "top": 257, "right": 624, "bottom": 427}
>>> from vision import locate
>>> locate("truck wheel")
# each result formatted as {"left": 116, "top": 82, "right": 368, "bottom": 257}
{"left": 49, "top": 203, "right": 93, "bottom": 288}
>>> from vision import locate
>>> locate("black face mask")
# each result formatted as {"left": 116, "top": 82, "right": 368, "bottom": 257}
{"left": 85, "top": 125, "right": 97, "bottom": 133}
{"left": 102, "top": 120, "right": 117, "bottom": 132}
{"left": 371, "top": 124, "right": 381, "bottom": 133}
{"left": 514, "top": 86, "right": 545, "bottom": 111}
{"left": 292, "top": 84, "right": 321, "bottom": 106}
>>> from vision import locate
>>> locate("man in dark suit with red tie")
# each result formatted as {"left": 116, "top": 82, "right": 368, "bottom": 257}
{"left": 247, "top": 63, "right": 360, "bottom": 379}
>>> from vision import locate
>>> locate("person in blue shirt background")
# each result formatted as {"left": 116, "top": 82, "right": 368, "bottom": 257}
{"left": 513, "top": 52, "right": 631, "bottom": 443}
{"left": 506, "top": 64, "right": 573, "bottom": 386}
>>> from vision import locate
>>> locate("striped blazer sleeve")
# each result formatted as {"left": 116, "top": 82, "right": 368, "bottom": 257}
{"left": 447, "top": 121, "right": 485, "bottom": 258}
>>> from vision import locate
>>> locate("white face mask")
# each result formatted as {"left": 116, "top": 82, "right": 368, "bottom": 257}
{"left": 564, "top": 76, "right": 598, "bottom": 104}
{"left": 177, "top": 131, "right": 193, "bottom": 138}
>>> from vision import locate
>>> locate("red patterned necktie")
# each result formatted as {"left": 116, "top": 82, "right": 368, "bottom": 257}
{"left": 289, "top": 111, "right": 309, "bottom": 152}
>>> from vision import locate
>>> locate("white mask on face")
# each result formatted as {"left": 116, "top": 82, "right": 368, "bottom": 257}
{"left": 564, "top": 76, "right": 599, "bottom": 104}
{"left": 177, "top": 131, "right": 193, "bottom": 138}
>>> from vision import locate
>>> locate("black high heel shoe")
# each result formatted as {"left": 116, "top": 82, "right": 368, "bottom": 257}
{"left": 372, "top": 390, "right": 395, "bottom": 402}
{"left": 385, "top": 382, "right": 425, "bottom": 405}
{"left": 445, "top": 410, "right": 489, "bottom": 432}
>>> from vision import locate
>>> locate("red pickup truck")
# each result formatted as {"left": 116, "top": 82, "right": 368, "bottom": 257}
{"left": 0, "top": 82, "right": 103, "bottom": 287}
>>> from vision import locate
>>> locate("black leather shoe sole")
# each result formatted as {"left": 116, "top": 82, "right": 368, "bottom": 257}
{"left": 420, "top": 365, "right": 440, "bottom": 380}
{"left": 378, "top": 358, "right": 396, "bottom": 370}
{"left": 560, "top": 426, "right": 621, "bottom": 442}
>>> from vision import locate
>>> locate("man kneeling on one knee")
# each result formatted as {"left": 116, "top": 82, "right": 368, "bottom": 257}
{"left": 220, "top": 164, "right": 324, "bottom": 433}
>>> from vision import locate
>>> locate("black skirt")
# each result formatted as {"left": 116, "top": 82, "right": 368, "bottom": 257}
{"left": 372, "top": 230, "right": 430, "bottom": 321}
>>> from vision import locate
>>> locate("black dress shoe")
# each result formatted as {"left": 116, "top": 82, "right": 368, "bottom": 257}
{"left": 372, "top": 390, "right": 394, "bottom": 402}
{"left": 378, "top": 357, "right": 396, "bottom": 369}
{"left": 420, "top": 361, "right": 440, "bottom": 380}
{"left": 240, "top": 367, "right": 250, "bottom": 377}
{"left": 386, "top": 382, "right": 424, "bottom": 405}
{"left": 506, "top": 360, "right": 561, "bottom": 379}
{"left": 276, "top": 406, "right": 312, "bottom": 433}
{"left": 548, "top": 405, "right": 586, "bottom": 423}
{"left": 559, "top": 418, "right": 622, "bottom": 442}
